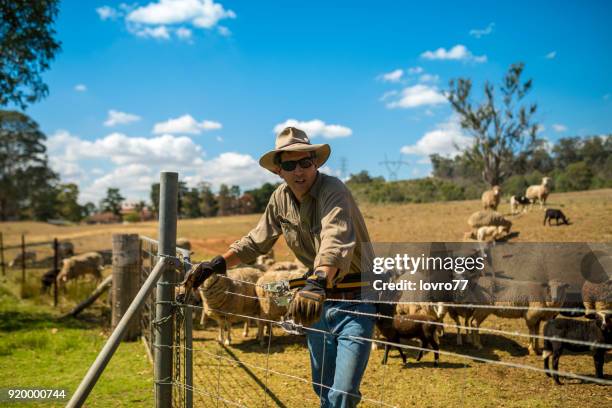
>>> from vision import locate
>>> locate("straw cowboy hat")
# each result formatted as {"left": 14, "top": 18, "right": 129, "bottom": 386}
{"left": 259, "top": 127, "right": 331, "bottom": 173}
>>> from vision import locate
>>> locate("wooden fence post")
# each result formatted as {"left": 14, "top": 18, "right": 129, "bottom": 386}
{"left": 0, "top": 232, "right": 5, "bottom": 276}
{"left": 21, "top": 234, "right": 25, "bottom": 286}
{"left": 53, "top": 238, "right": 59, "bottom": 307}
{"left": 112, "top": 233, "right": 141, "bottom": 341}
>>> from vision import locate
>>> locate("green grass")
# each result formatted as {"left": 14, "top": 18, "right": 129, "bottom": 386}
{"left": 0, "top": 281, "right": 153, "bottom": 407}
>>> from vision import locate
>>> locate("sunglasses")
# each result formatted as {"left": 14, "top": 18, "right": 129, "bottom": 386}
{"left": 279, "top": 157, "right": 314, "bottom": 171}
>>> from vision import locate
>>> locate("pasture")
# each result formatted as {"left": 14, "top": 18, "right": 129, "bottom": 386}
{"left": 0, "top": 188, "right": 611, "bottom": 407}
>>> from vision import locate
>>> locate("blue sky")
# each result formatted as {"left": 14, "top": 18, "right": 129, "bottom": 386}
{"left": 21, "top": 0, "right": 612, "bottom": 204}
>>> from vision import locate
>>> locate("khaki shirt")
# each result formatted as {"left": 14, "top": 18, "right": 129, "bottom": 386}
{"left": 230, "top": 172, "right": 374, "bottom": 285}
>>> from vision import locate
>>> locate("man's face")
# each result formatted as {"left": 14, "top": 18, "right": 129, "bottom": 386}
{"left": 277, "top": 150, "right": 318, "bottom": 200}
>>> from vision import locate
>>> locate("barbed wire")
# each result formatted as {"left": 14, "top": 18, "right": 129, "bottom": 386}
{"left": 167, "top": 302, "right": 612, "bottom": 386}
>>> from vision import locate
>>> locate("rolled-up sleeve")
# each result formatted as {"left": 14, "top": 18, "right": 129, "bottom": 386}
{"left": 229, "top": 194, "right": 282, "bottom": 264}
{"left": 314, "top": 190, "right": 355, "bottom": 282}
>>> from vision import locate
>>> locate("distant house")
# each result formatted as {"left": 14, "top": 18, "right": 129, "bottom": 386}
{"left": 85, "top": 212, "right": 121, "bottom": 224}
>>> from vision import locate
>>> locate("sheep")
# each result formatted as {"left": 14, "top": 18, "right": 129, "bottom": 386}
{"left": 254, "top": 269, "right": 305, "bottom": 345}
{"left": 471, "top": 278, "right": 571, "bottom": 354}
{"left": 267, "top": 261, "right": 308, "bottom": 274}
{"left": 198, "top": 267, "right": 262, "bottom": 345}
{"left": 526, "top": 177, "right": 552, "bottom": 209}
{"left": 481, "top": 185, "right": 502, "bottom": 211}
{"left": 466, "top": 210, "right": 512, "bottom": 240}
{"left": 40, "top": 269, "right": 57, "bottom": 293}
{"left": 56, "top": 252, "right": 104, "bottom": 289}
{"left": 376, "top": 302, "right": 443, "bottom": 366}
{"left": 543, "top": 209, "right": 570, "bottom": 226}
{"left": 542, "top": 312, "right": 611, "bottom": 385}
{"left": 176, "top": 237, "right": 191, "bottom": 252}
{"left": 582, "top": 279, "right": 612, "bottom": 315}
{"left": 476, "top": 225, "right": 507, "bottom": 242}
{"left": 510, "top": 195, "right": 530, "bottom": 215}
{"left": 8, "top": 251, "right": 36, "bottom": 268}
{"left": 255, "top": 249, "right": 276, "bottom": 268}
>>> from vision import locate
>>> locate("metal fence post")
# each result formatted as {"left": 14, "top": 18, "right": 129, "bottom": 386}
{"left": 53, "top": 238, "right": 59, "bottom": 307}
{"left": 0, "top": 231, "right": 5, "bottom": 276}
{"left": 155, "top": 172, "right": 178, "bottom": 407}
{"left": 184, "top": 305, "right": 193, "bottom": 408}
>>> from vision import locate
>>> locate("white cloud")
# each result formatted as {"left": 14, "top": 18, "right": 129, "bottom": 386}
{"left": 100, "top": 0, "right": 235, "bottom": 40}
{"left": 127, "top": 0, "right": 235, "bottom": 28}
{"left": 47, "top": 130, "right": 205, "bottom": 167}
{"left": 134, "top": 25, "right": 170, "bottom": 39}
{"left": 96, "top": 6, "right": 118, "bottom": 20}
{"left": 378, "top": 69, "right": 404, "bottom": 83}
{"left": 46, "top": 129, "right": 210, "bottom": 203}
{"left": 385, "top": 85, "right": 447, "bottom": 109}
{"left": 104, "top": 110, "right": 141, "bottom": 127}
{"left": 407, "top": 66, "right": 424, "bottom": 75}
{"left": 537, "top": 124, "right": 546, "bottom": 134}
{"left": 400, "top": 116, "right": 473, "bottom": 158}
{"left": 552, "top": 124, "right": 567, "bottom": 132}
{"left": 217, "top": 26, "right": 231, "bottom": 36}
{"left": 419, "top": 74, "right": 439, "bottom": 83}
{"left": 74, "top": 84, "right": 87, "bottom": 92}
{"left": 186, "top": 152, "right": 277, "bottom": 190}
{"left": 469, "top": 22, "right": 495, "bottom": 38}
{"left": 604, "top": 93, "right": 611, "bottom": 101}
{"left": 545, "top": 51, "right": 557, "bottom": 59}
{"left": 421, "top": 44, "right": 487, "bottom": 63}
{"left": 153, "top": 114, "right": 222, "bottom": 134}
{"left": 273, "top": 119, "right": 352, "bottom": 139}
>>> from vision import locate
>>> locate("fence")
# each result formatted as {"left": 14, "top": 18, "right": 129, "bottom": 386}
{"left": 0, "top": 233, "right": 64, "bottom": 306}
{"left": 67, "top": 171, "right": 612, "bottom": 407}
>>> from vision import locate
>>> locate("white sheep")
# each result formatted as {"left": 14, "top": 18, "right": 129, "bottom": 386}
{"left": 56, "top": 252, "right": 103, "bottom": 289}
{"left": 526, "top": 177, "right": 552, "bottom": 209}
{"left": 198, "top": 267, "right": 262, "bottom": 345}
{"left": 481, "top": 185, "right": 501, "bottom": 211}
{"left": 255, "top": 269, "right": 305, "bottom": 345}
{"left": 476, "top": 225, "right": 506, "bottom": 242}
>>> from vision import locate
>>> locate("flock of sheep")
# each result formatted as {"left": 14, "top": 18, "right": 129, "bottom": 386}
{"left": 6, "top": 241, "right": 110, "bottom": 293}
{"left": 467, "top": 176, "right": 570, "bottom": 242}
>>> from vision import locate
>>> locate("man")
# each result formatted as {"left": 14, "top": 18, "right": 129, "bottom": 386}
{"left": 183, "top": 127, "right": 376, "bottom": 407}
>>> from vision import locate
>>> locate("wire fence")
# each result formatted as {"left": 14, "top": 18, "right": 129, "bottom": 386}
{"left": 138, "top": 251, "right": 611, "bottom": 408}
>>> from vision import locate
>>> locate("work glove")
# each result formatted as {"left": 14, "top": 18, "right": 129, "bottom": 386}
{"left": 286, "top": 271, "right": 327, "bottom": 327}
{"left": 181, "top": 255, "right": 226, "bottom": 303}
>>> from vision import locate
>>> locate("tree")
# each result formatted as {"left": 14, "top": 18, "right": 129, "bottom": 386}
{"left": 56, "top": 183, "right": 83, "bottom": 222}
{"left": 447, "top": 62, "right": 539, "bottom": 186}
{"left": 217, "top": 184, "right": 231, "bottom": 216}
{"left": 0, "top": 1, "right": 62, "bottom": 109}
{"left": 181, "top": 188, "right": 201, "bottom": 218}
{"left": 198, "top": 183, "right": 217, "bottom": 217}
{"left": 246, "top": 182, "right": 278, "bottom": 213}
{"left": 83, "top": 202, "right": 96, "bottom": 217}
{"left": 100, "top": 188, "right": 124, "bottom": 217}
{"left": 0, "top": 110, "right": 58, "bottom": 220}
{"left": 150, "top": 183, "right": 160, "bottom": 216}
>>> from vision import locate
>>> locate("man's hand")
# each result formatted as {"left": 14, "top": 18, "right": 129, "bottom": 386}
{"left": 286, "top": 271, "right": 327, "bottom": 326}
{"left": 181, "top": 255, "right": 226, "bottom": 303}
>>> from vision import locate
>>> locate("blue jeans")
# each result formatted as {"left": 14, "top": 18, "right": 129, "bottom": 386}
{"left": 306, "top": 301, "right": 376, "bottom": 408}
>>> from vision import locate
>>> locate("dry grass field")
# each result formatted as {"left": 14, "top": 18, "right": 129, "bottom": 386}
{"left": 1, "top": 188, "right": 611, "bottom": 407}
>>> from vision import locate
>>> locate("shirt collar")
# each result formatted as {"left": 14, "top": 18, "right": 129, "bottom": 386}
{"left": 307, "top": 171, "right": 324, "bottom": 199}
